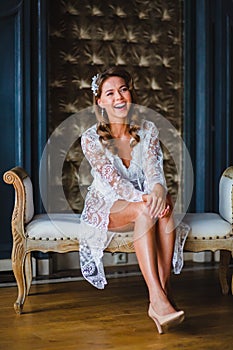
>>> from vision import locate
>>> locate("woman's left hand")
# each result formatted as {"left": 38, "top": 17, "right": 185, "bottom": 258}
{"left": 142, "top": 184, "right": 167, "bottom": 219}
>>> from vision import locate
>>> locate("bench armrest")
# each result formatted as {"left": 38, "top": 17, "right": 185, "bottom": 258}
{"left": 219, "top": 166, "right": 233, "bottom": 224}
{"left": 3, "top": 167, "right": 34, "bottom": 239}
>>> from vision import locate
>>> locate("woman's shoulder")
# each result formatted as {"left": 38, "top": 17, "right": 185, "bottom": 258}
{"left": 82, "top": 123, "right": 98, "bottom": 140}
{"left": 140, "top": 119, "right": 159, "bottom": 137}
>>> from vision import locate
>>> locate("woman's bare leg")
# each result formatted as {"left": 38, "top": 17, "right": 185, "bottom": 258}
{"left": 156, "top": 215, "right": 176, "bottom": 298}
{"left": 108, "top": 200, "right": 176, "bottom": 316}
{"left": 156, "top": 195, "right": 176, "bottom": 294}
{"left": 133, "top": 211, "right": 176, "bottom": 315}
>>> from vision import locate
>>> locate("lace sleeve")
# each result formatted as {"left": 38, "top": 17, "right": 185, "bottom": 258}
{"left": 81, "top": 129, "right": 143, "bottom": 202}
{"left": 143, "top": 122, "right": 167, "bottom": 192}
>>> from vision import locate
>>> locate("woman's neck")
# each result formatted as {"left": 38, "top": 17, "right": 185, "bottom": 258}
{"left": 110, "top": 122, "right": 129, "bottom": 139}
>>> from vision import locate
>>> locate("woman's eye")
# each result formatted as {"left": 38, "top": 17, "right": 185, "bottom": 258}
{"left": 120, "top": 87, "right": 128, "bottom": 93}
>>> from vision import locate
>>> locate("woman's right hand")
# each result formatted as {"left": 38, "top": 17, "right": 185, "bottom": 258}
{"left": 142, "top": 193, "right": 170, "bottom": 219}
{"left": 142, "top": 183, "right": 169, "bottom": 219}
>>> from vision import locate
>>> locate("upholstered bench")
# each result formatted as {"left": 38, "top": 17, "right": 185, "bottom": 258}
{"left": 182, "top": 213, "right": 233, "bottom": 295}
{"left": 3, "top": 166, "right": 233, "bottom": 314}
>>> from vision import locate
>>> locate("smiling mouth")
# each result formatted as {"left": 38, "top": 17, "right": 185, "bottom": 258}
{"left": 114, "top": 103, "right": 127, "bottom": 109}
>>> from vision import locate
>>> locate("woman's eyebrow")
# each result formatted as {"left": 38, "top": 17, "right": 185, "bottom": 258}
{"left": 104, "top": 85, "right": 127, "bottom": 94}
{"left": 104, "top": 88, "right": 114, "bottom": 94}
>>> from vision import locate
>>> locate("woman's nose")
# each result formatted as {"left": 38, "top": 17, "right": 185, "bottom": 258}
{"left": 115, "top": 90, "right": 123, "bottom": 99}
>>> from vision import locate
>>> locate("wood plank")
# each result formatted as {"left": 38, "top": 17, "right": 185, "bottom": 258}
{"left": 0, "top": 267, "right": 232, "bottom": 350}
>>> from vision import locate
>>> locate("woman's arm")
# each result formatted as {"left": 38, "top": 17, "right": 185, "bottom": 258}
{"left": 142, "top": 122, "right": 167, "bottom": 192}
{"left": 142, "top": 122, "right": 168, "bottom": 218}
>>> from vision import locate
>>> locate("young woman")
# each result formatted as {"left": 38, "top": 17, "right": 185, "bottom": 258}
{"left": 80, "top": 67, "right": 188, "bottom": 334}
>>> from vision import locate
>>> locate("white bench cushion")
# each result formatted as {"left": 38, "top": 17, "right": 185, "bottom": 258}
{"left": 26, "top": 213, "right": 131, "bottom": 242}
{"left": 26, "top": 212, "right": 232, "bottom": 242}
{"left": 26, "top": 213, "right": 82, "bottom": 240}
{"left": 182, "top": 213, "right": 232, "bottom": 239}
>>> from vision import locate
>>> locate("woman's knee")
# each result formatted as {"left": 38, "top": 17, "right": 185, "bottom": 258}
{"left": 135, "top": 202, "right": 155, "bottom": 225}
{"left": 108, "top": 201, "right": 145, "bottom": 229}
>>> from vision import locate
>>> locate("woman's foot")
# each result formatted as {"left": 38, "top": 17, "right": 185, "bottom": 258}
{"left": 150, "top": 289, "right": 177, "bottom": 316}
{"left": 148, "top": 303, "right": 185, "bottom": 334}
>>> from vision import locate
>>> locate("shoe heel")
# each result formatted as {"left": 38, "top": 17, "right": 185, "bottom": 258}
{"left": 148, "top": 304, "right": 164, "bottom": 334}
{"left": 151, "top": 317, "right": 163, "bottom": 334}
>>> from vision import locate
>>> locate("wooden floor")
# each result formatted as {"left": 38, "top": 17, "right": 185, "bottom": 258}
{"left": 0, "top": 266, "right": 232, "bottom": 350}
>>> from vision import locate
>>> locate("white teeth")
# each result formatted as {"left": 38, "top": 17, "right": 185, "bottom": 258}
{"left": 115, "top": 103, "right": 126, "bottom": 108}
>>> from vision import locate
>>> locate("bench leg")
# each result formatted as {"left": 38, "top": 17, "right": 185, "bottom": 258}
{"left": 25, "top": 252, "right": 32, "bottom": 296}
{"left": 12, "top": 244, "right": 27, "bottom": 314}
{"left": 219, "top": 250, "right": 231, "bottom": 295}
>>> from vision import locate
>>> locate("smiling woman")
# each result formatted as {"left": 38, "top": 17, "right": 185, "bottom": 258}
{"left": 97, "top": 76, "right": 132, "bottom": 122}
{"left": 93, "top": 68, "right": 141, "bottom": 156}
{"left": 78, "top": 67, "right": 189, "bottom": 334}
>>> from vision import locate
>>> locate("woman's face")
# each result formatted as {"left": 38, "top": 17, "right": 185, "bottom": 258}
{"left": 97, "top": 76, "right": 132, "bottom": 123}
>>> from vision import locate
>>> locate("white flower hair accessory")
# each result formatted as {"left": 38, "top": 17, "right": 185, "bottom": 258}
{"left": 91, "top": 74, "right": 99, "bottom": 96}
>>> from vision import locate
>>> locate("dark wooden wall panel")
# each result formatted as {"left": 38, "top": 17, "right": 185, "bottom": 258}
{"left": 0, "top": 0, "right": 47, "bottom": 259}
{"left": 0, "top": 0, "right": 25, "bottom": 259}
{"left": 48, "top": 0, "right": 184, "bottom": 213}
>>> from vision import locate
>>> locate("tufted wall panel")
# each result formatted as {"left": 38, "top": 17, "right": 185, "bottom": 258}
{"left": 48, "top": 0, "right": 184, "bottom": 213}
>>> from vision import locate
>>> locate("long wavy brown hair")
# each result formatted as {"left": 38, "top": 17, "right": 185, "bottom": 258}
{"left": 93, "top": 67, "right": 141, "bottom": 154}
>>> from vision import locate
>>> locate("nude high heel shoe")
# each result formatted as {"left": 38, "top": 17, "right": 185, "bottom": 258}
{"left": 148, "top": 303, "right": 185, "bottom": 334}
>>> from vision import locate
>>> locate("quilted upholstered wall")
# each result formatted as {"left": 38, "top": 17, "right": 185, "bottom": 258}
{"left": 48, "top": 0, "right": 184, "bottom": 213}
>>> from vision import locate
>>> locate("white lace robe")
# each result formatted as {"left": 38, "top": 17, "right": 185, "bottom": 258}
{"left": 80, "top": 120, "right": 189, "bottom": 289}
